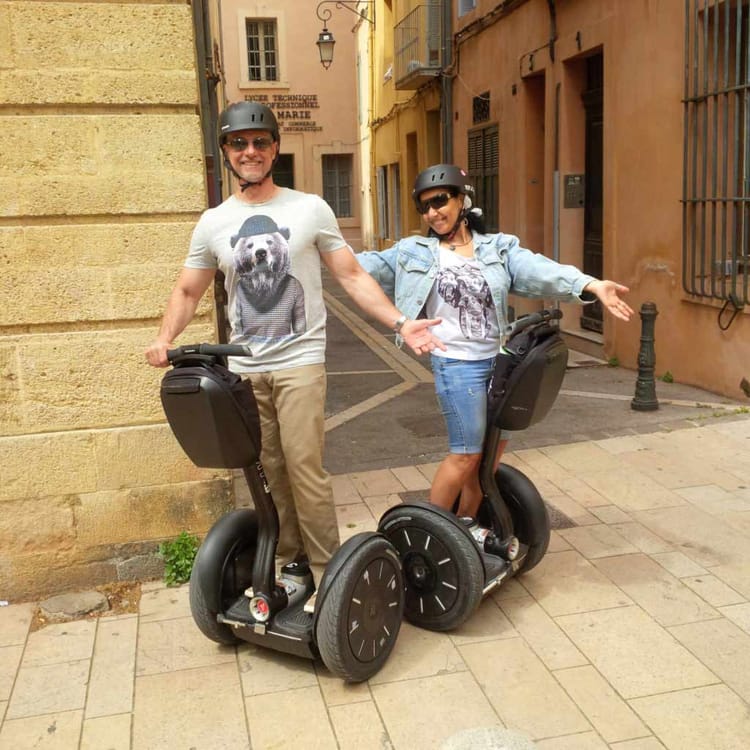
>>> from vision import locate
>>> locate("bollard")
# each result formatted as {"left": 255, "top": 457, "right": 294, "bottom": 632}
{"left": 631, "top": 301, "right": 659, "bottom": 411}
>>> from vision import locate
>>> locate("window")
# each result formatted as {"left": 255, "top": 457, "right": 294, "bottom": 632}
{"left": 246, "top": 19, "right": 278, "bottom": 82}
{"left": 683, "top": 0, "right": 749, "bottom": 307}
{"left": 274, "top": 154, "right": 294, "bottom": 190}
{"left": 323, "top": 155, "right": 353, "bottom": 217}
{"left": 388, "top": 162, "right": 402, "bottom": 240}
{"left": 458, "top": 0, "right": 476, "bottom": 16}
{"left": 468, "top": 125, "right": 499, "bottom": 232}
{"left": 473, "top": 91, "right": 490, "bottom": 125}
{"left": 377, "top": 166, "right": 389, "bottom": 240}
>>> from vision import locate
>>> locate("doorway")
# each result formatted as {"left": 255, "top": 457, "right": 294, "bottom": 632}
{"left": 581, "top": 54, "right": 604, "bottom": 332}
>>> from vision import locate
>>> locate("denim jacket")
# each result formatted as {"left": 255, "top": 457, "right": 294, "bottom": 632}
{"left": 357, "top": 232, "right": 596, "bottom": 341}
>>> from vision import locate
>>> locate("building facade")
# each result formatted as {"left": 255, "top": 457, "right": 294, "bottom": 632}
{"left": 366, "top": 0, "right": 749, "bottom": 398}
{"left": 217, "top": 0, "right": 365, "bottom": 248}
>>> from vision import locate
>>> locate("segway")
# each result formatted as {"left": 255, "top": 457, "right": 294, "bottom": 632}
{"left": 378, "top": 308, "right": 567, "bottom": 630}
{"left": 160, "top": 344, "right": 404, "bottom": 682}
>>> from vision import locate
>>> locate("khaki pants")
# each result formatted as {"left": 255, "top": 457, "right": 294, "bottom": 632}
{"left": 244, "top": 364, "right": 340, "bottom": 568}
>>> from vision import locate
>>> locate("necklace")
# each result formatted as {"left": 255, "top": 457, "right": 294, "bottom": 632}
{"left": 447, "top": 233, "right": 473, "bottom": 252}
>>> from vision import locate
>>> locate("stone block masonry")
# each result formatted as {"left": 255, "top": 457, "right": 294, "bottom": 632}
{"left": 0, "top": 1, "right": 225, "bottom": 600}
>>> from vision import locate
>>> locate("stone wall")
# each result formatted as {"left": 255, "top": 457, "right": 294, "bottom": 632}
{"left": 0, "top": 1, "right": 231, "bottom": 600}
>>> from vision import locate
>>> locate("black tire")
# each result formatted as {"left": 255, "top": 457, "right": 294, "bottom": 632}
{"left": 493, "top": 463, "right": 550, "bottom": 573}
{"left": 381, "top": 505, "right": 484, "bottom": 632}
{"left": 189, "top": 509, "right": 258, "bottom": 645}
{"left": 315, "top": 536, "right": 404, "bottom": 683}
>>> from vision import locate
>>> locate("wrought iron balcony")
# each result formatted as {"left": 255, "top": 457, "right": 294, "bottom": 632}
{"left": 394, "top": 2, "right": 444, "bottom": 90}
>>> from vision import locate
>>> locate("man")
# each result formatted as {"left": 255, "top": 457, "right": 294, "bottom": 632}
{"left": 146, "top": 101, "right": 443, "bottom": 592}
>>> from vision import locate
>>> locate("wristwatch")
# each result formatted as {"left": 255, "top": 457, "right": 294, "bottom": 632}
{"left": 392, "top": 314, "right": 407, "bottom": 333}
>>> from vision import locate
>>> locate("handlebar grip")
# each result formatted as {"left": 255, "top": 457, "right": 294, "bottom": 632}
{"left": 504, "top": 308, "right": 562, "bottom": 337}
{"left": 167, "top": 343, "right": 253, "bottom": 362}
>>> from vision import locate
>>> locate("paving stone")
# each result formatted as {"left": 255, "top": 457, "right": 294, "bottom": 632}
{"left": 39, "top": 590, "right": 108, "bottom": 622}
{"left": 629, "top": 684, "right": 750, "bottom": 750}
{"left": 7, "top": 660, "right": 89, "bottom": 719}
{"left": 0, "top": 603, "right": 35, "bottom": 647}
{"left": 553, "top": 665, "right": 648, "bottom": 743}
{"left": 459, "top": 638, "right": 590, "bottom": 740}
{"left": 80, "top": 713, "right": 131, "bottom": 750}
{"left": 556, "top": 605, "right": 718, "bottom": 699}
{"left": 368, "top": 622, "right": 467, "bottom": 685}
{"left": 237, "top": 642, "right": 317, "bottom": 697}
{"left": 669, "top": 617, "right": 750, "bottom": 702}
{"left": 372, "top": 672, "right": 501, "bottom": 750}
{"left": 86, "top": 615, "right": 137, "bottom": 718}
{"left": 136, "top": 615, "right": 235, "bottom": 675}
{"left": 0, "top": 709, "right": 83, "bottom": 749}
{"left": 558, "top": 524, "right": 639, "bottom": 558}
{"left": 23, "top": 619, "right": 96, "bottom": 667}
{"left": 498, "top": 596, "right": 587, "bottom": 671}
{"left": 246, "top": 685, "right": 336, "bottom": 749}
{"left": 440, "top": 727, "right": 537, "bottom": 749}
{"left": 592, "top": 554, "right": 718, "bottom": 626}
{"left": 133, "top": 662, "right": 248, "bottom": 750}
{"left": 520, "top": 550, "right": 632, "bottom": 617}
{"left": 329, "top": 700, "right": 392, "bottom": 750}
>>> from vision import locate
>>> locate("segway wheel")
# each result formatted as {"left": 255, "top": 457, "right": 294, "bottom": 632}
{"left": 493, "top": 463, "right": 550, "bottom": 573}
{"left": 380, "top": 505, "right": 484, "bottom": 632}
{"left": 315, "top": 535, "right": 404, "bottom": 683}
{"left": 189, "top": 509, "right": 258, "bottom": 646}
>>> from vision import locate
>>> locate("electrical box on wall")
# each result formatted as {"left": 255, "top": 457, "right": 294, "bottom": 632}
{"left": 564, "top": 174, "right": 585, "bottom": 208}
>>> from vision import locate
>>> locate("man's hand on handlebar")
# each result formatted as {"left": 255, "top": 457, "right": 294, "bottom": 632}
{"left": 145, "top": 339, "right": 172, "bottom": 368}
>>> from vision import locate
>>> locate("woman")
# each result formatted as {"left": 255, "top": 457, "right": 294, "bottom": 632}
{"left": 358, "top": 164, "right": 633, "bottom": 520}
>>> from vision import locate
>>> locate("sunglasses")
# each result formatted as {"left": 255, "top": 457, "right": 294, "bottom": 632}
{"left": 226, "top": 136, "right": 274, "bottom": 153}
{"left": 416, "top": 192, "right": 452, "bottom": 214}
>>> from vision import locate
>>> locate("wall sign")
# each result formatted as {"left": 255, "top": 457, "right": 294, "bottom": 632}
{"left": 244, "top": 93, "right": 323, "bottom": 132}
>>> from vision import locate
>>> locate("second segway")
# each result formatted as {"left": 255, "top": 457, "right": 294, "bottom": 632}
{"left": 378, "top": 309, "right": 566, "bottom": 630}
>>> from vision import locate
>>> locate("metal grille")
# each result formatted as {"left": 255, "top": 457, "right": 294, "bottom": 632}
{"left": 683, "top": 0, "right": 749, "bottom": 306}
{"left": 246, "top": 19, "right": 278, "bottom": 81}
{"left": 468, "top": 125, "right": 499, "bottom": 232}
{"left": 322, "top": 155, "right": 353, "bottom": 217}
{"left": 473, "top": 92, "right": 490, "bottom": 124}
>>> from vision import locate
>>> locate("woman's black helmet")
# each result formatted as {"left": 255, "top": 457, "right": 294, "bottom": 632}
{"left": 218, "top": 101, "right": 280, "bottom": 146}
{"left": 412, "top": 164, "right": 475, "bottom": 210}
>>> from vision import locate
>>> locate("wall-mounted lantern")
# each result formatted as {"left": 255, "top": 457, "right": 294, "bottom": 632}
{"left": 315, "top": 1, "right": 374, "bottom": 69}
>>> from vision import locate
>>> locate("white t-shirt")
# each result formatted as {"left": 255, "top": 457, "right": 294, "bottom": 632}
{"left": 185, "top": 189, "right": 347, "bottom": 372}
{"left": 426, "top": 246, "right": 500, "bottom": 360}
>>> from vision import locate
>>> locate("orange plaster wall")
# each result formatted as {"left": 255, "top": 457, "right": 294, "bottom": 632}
{"left": 452, "top": 0, "right": 749, "bottom": 398}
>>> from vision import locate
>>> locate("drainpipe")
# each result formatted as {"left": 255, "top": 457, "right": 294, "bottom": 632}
{"left": 191, "top": 0, "right": 222, "bottom": 208}
{"left": 553, "top": 81, "right": 560, "bottom": 263}
{"left": 441, "top": 0, "right": 453, "bottom": 162}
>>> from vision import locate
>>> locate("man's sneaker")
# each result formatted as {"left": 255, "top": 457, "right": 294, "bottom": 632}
{"left": 303, "top": 590, "right": 317, "bottom": 614}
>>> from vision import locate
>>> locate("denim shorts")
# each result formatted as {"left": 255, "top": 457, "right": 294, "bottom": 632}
{"left": 431, "top": 355, "right": 496, "bottom": 454}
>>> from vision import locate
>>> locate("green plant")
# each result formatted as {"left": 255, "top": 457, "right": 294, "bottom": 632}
{"left": 607, "top": 356, "right": 620, "bottom": 367}
{"left": 660, "top": 371, "right": 674, "bottom": 383}
{"left": 158, "top": 531, "right": 199, "bottom": 586}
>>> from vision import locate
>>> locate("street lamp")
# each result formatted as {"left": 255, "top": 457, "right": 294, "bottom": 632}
{"left": 315, "top": 1, "right": 374, "bottom": 70}
{"left": 317, "top": 26, "right": 336, "bottom": 70}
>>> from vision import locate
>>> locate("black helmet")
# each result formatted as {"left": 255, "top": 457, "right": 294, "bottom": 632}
{"left": 218, "top": 101, "right": 280, "bottom": 145}
{"left": 412, "top": 164, "right": 475, "bottom": 210}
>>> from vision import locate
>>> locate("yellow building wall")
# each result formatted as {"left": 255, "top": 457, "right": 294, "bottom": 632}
{"left": 452, "top": 0, "right": 749, "bottom": 397}
{"left": 0, "top": 1, "right": 229, "bottom": 600}
{"left": 370, "top": 0, "right": 444, "bottom": 246}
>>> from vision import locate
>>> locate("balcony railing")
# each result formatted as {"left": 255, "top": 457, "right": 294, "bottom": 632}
{"left": 394, "top": 2, "right": 444, "bottom": 90}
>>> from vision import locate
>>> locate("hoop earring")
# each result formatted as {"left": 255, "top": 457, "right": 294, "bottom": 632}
{"left": 463, "top": 217, "right": 469, "bottom": 226}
